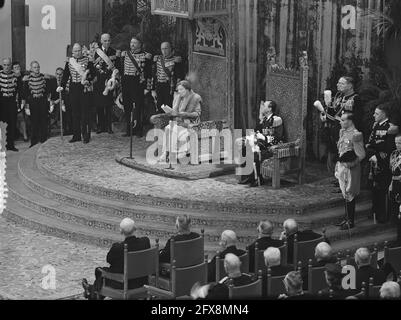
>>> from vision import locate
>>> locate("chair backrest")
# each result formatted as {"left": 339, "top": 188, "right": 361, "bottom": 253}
{"left": 170, "top": 231, "right": 204, "bottom": 268}
{"left": 307, "top": 259, "right": 327, "bottom": 294}
{"left": 293, "top": 234, "right": 325, "bottom": 268}
{"left": 255, "top": 241, "right": 288, "bottom": 273}
{"left": 124, "top": 242, "right": 159, "bottom": 283}
{"left": 266, "top": 270, "right": 286, "bottom": 298}
{"left": 228, "top": 276, "right": 263, "bottom": 300}
{"left": 171, "top": 260, "right": 208, "bottom": 298}
{"left": 216, "top": 251, "right": 249, "bottom": 282}
{"left": 368, "top": 277, "right": 381, "bottom": 299}
{"left": 265, "top": 50, "right": 308, "bottom": 150}
{"left": 384, "top": 243, "right": 401, "bottom": 274}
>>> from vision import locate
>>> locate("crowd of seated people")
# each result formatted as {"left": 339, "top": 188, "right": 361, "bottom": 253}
{"left": 81, "top": 215, "right": 401, "bottom": 300}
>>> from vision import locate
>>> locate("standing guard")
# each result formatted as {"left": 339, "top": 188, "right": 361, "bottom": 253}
{"left": 0, "top": 58, "right": 22, "bottom": 151}
{"left": 151, "top": 42, "right": 184, "bottom": 113}
{"left": 366, "top": 104, "right": 396, "bottom": 224}
{"left": 389, "top": 135, "right": 401, "bottom": 245}
{"left": 21, "top": 61, "right": 54, "bottom": 148}
{"left": 319, "top": 76, "right": 362, "bottom": 173}
{"left": 57, "top": 43, "right": 95, "bottom": 144}
{"left": 119, "top": 36, "right": 152, "bottom": 138}
{"left": 93, "top": 33, "right": 120, "bottom": 134}
{"left": 335, "top": 113, "right": 366, "bottom": 230}
{"left": 54, "top": 67, "right": 72, "bottom": 135}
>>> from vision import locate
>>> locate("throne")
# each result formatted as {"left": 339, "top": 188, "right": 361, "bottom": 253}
{"left": 261, "top": 51, "right": 309, "bottom": 189}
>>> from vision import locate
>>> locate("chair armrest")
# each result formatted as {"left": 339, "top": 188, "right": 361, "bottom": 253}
{"left": 100, "top": 270, "right": 124, "bottom": 283}
{"left": 144, "top": 285, "right": 175, "bottom": 299}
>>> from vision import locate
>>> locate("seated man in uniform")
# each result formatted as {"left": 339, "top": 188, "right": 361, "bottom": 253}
{"left": 237, "top": 100, "right": 284, "bottom": 187}
{"left": 208, "top": 230, "right": 246, "bottom": 282}
{"left": 355, "top": 247, "right": 386, "bottom": 291}
{"left": 319, "top": 263, "right": 358, "bottom": 299}
{"left": 192, "top": 254, "right": 254, "bottom": 300}
{"left": 81, "top": 218, "right": 150, "bottom": 300}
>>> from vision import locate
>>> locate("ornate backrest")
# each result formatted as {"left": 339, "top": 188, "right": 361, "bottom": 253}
{"left": 266, "top": 271, "right": 286, "bottom": 298}
{"left": 307, "top": 260, "right": 327, "bottom": 294}
{"left": 216, "top": 251, "right": 249, "bottom": 281}
{"left": 171, "top": 260, "right": 208, "bottom": 297}
{"left": 170, "top": 231, "right": 205, "bottom": 268}
{"left": 125, "top": 243, "right": 159, "bottom": 281}
{"left": 266, "top": 50, "right": 308, "bottom": 157}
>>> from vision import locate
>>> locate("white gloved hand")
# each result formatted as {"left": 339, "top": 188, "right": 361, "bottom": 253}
{"left": 56, "top": 86, "right": 64, "bottom": 93}
{"left": 49, "top": 104, "right": 54, "bottom": 114}
{"left": 25, "top": 108, "right": 31, "bottom": 116}
{"left": 256, "top": 133, "right": 266, "bottom": 141}
{"left": 62, "top": 104, "right": 66, "bottom": 112}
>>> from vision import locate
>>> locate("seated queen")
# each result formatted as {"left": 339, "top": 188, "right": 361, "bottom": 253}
{"left": 237, "top": 100, "right": 284, "bottom": 187}
{"left": 150, "top": 80, "right": 202, "bottom": 162}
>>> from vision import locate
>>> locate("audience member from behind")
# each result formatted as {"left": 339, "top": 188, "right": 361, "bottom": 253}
{"left": 380, "top": 281, "right": 401, "bottom": 300}
{"left": 319, "top": 263, "right": 357, "bottom": 299}
{"left": 208, "top": 230, "right": 246, "bottom": 282}
{"left": 159, "top": 215, "right": 199, "bottom": 263}
{"left": 279, "top": 271, "right": 312, "bottom": 300}
{"left": 195, "top": 254, "right": 253, "bottom": 300}
{"left": 248, "top": 220, "right": 283, "bottom": 273}
{"left": 82, "top": 218, "right": 151, "bottom": 300}
{"left": 280, "top": 219, "right": 325, "bottom": 264}
{"left": 355, "top": 248, "right": 386, "bottom": 290}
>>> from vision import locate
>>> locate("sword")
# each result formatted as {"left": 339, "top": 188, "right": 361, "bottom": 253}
{"left": 59, "top": 91, "right": 64, "bottom": 141}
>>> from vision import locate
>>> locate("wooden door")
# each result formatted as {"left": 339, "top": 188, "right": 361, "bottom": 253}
{"left": 71, "top": 0, "right": 102, "bottom": 46}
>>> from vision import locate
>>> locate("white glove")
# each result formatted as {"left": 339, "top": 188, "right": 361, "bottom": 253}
{"left": 62, "top": 105, "right": 66, "bottom": 113}
{"left": 320, "top": 114, "right": 327, "bottom": 122}
{"left": 25, "top": 108, "right": 31, "bottom": 116}
{"left": 56, "top": 86, "right": 64, "bottom": 93}
{"left": 256, "top": 133, "right": 266, "bottom": 141}
{"left": 144, "top": 89, "right": 149, "bottom": 95}
{"left": 151, "top": 90, "right": 157, "bottom": 100}
{"left": 369, "top": 155, "right": 378, "bottom": 163}
{"left": 49, "top": 104, "right": 54, "bottom": 114}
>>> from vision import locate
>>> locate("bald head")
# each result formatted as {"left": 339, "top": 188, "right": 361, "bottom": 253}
{"left": 283, "top": 219, "right": 298, "bottom": 236}
{"left": 120, "top": 218, "right": 136, "bottom": 237}
{"left": 315, "top": 242, "right": 333, "bottom": 262}
{"left": 220, "top": 230, "right": 238, "bottom": 249}
{"left": 264, "top": 247, "right": 281, "bottom": 267}
{"left": 72, "top": 43, "right": 82, "bottom": 59}
{"left": 355, "top": 248, "right": 371, "bottom": 267}
{"left": 2, "top": 58, "right": 12, "bottom": 72}
{"left": 258, "top": 221, "right": 274, "bottom": 237}
{"left": 101, "top": 34, "right": 111, "bottom": 50}
{"left": 224, "top": 253, "right": 241, "bottom": 275}
{"left": 380, "top": 282, "right": 401, "bottom": 299}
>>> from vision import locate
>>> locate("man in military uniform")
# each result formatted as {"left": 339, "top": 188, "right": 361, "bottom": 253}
{"left": 389, "top": 135, "right": 401, "bottom": 244}
{"left": 119, "top": 36, "right": 152, "bottom": 138}
{"left": 21, "top": 61, "right": 54, "bottom": 148}
{"left": 151, "top": 42, "right": 184, "bottom": 113}
{"left": 0, "top": 58, "right": 22, "bottom": 151}
{"left": 12, "top": 61, "right": 29, "bottom": 142}
{"left": 335, "top": 112, "right": 366, "bottom": 230}
{"left": 57, "top": 43, "right": 95, "bottom": 144}
{"left": 320, "top": 76, "right": 362, "bottom": 173}
{"left": 237, "top": 101, "right": 284, "bottom": 188}
{"left": 93, "top": 33, "right": 119, "bottom": 134}
{"left": 366, "top": 104, "right": 396, "bottom": 224}
{"left": 53, "top": 67, "right": 72, "bottom": 135}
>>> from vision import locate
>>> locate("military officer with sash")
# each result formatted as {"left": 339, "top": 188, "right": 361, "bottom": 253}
{"left": 389, "top": 135, "right": 401, "bottom": 245}
{"left": 93, "top": 33, "right": 120, "bottom": 134}
{"left": 320, "top": 76, "right": 362, "bottom": 173}
{"left": 151, "top": 42, "right": 184, "bottom": 113}
{"left": 366, "top": 104, "right": 396, "bottom": 224}
{"left": 21, "top": 61, "right": 54, "bottom": 147}
{"left": 119, "top": 36, "right": 152, "bottom": 138}
{"left": 57, "top": 43, "right": 95, "bottom": 144}
{"left": 0, "top": 58, "right": 22, "bottom": 151}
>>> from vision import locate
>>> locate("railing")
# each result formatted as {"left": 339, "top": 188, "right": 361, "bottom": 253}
{"left": 151, "top": 0, "right": 229, "bottom": 19}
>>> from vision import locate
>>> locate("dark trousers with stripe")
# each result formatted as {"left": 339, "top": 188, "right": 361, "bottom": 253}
{"left": 0, "top": 97, "right": 17, "bottom": 148}
{"left": 95, "top": 89, "right": 113, "bottom": 132}
{"left": 155, "top": 82, "right": 173, "bottom": 113}
{"left": 122, "top": 75, "right": 144, "bottom": 136}
{"left": 29, "top": 97, "right": 48, "bottom": 145}
{"left": 69, "top": 83, "right": 91, "bottom": 141}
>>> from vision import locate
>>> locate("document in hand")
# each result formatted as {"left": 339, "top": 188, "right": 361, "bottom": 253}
{"left": 161, "top": 105, "right": 174, "bottom": 114}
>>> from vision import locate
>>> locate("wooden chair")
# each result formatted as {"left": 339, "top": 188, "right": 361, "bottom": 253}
{"left": 99, "top": 242, "right": 159, "bottom": 300}
{"left": 384, "top": 242, "right": 401, "bottom": 274}
{"left": 216, "top": 251, "right": 249, "bottom": 282}
{"left": 228, "top": 273, "right": 263, "bottom": 300}
{"left": 254, "top": 241, "right": 288, "bottom": 273}
{"left": 293, "top": 234, "right": 325, "bottom": 269}
{"left": 159, "top": 230, "right": 205, "bottom": 290}
{"left": 260, "top": 52, "right": 309, "bottom": 189}
{"left": 145, "top": 258, "right": 208, "bottom": 299}
{"left": 307, "top": 259, "right": 328, "bottom": 294}
{"left": 266, "top": 268, "right": 287, "bottom": 298}
{"left": 368, "top": 277, "right": 381, "bottom": 299}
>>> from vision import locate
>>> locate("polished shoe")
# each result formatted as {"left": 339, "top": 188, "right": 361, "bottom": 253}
{"left": 339, "top": 221, "right": 354, "bottom": 230}
{"left": 335, "top": 220, "right": 347, "bottom": 227}
{"left": 7, "top": 146, "right": 19, "bottom": 152}
{"left": 69, "top": 138, "right": 81, "bottom": 143}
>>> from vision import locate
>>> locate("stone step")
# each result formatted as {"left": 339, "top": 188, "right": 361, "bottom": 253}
{"left": 20, "top": 146, "right": 371, "bottom": 229}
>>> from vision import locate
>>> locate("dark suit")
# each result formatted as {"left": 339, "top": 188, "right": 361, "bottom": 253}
{"left": 262, "top": 265, "right": 293, "bottom": 297}
{"left": 319, "top": 286, "right": 359, "bottom": 300}
{"left": 286, "top": 230, "right": 325, "bottom": 265}
{"left": 248, "top": 236, "right": 283, "bottom": 273}
{"left": 355, "top": 265, "right": 386, "bottom": 290}
{"left": 159, "top": 232, "right": 200, "bottom": 263}
{"left": 208, "top": 246, "right": 246, "bottom": 282}
{"left": 300, "top": 256, "right": 338, "bottom": 290}
{"left": 93, "top": 235, "right": 151, "bottom": 297}
{"left": 205, "top": 274, "right": 254, "bottom": 300}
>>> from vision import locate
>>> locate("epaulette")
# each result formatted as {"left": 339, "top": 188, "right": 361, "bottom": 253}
{"left": 22, "top": 75, "right": 29, "bottom": 82}
{"left": 153, "top": 55, "right": 160, "bottom": 62}
{"left": 121, "top": 51, "right": 127, "bottom": 57}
